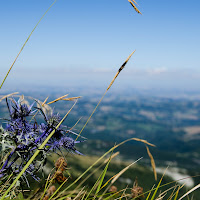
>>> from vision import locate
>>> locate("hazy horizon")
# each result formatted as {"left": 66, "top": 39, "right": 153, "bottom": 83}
{"left": 1, "top": 0, "right": 200, "bottom": 94}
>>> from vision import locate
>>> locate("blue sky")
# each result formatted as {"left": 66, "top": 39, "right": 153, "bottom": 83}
{"left": 0, "top": 0, "right": 200, "bottom": 91}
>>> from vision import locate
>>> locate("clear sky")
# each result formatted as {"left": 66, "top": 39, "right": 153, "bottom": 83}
{"left": 0, "top": 0, "right": 200, "bottom": 91}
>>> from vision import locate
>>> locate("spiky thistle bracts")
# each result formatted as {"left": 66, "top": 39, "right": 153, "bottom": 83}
{"left": 0, "top": 96, "right": 83, "bottom": 185}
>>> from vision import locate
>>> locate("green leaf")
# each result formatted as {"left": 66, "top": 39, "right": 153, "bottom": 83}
{"left": 150, "top": 167, "right": 168, "bottom": 200}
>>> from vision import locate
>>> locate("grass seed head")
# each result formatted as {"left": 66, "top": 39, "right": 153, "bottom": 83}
{"left": 47, "top": 185, "right": 56, "bottom": 195}
{"left": 109, "top": 185, "right": 118, "bottom": 193}
{"left": 55, "top": 157, "right": 67, "bottom": 171}
{"left": 131, "top": 177, "right": 144, "bottom": 199}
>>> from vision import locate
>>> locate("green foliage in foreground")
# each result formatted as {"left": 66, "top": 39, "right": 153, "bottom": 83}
{"left": 1, "top": 150, "right": 200, "bottom": 200}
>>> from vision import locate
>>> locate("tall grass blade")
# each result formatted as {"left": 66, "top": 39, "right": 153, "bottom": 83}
{"left": 48, "top": 177, "right": 69, "bottom": 200}
{"left": 102, "top": 188, "right": 129, "bottom": 200}
{"left": 56, "top": 137, "right": 152, "bottom": 200}
{"left": 94, "top": 153, "right": 113, "bottom": 197}
{"left": 146, "top": 185, "right": 155, "bottom": 200}
{"left": 168, "top": 184, "right": 185, "bottom": 200}
{"left": 146, "top": 145, "right": 157, "bottom": 181}
{"left": 135, "top": 174, "right": 200, "bottom": 200}
{"left": 174, "top": 186, "right": 181, "bottom": 200}
{"left": 0, "top": 0, "right": 57, "bottom": 89}
{"left": 62, "top": 97, "right": 82, "bottom": 101}
{"left": 0, "top": 92, "right": 19, "bottom": 102}
{"left": 80, "top": 191, "right": 87, "bottom": 200}
{"left": 106, "top": 50, "right": 136, "bottom": 91}
{"left": 128, "top": 0, "right": 142, "bottom": 14}
{"left": 172, "top": 184, "right": 185, "bottom": 200}
{"left": 178, "top": 183, "right": 200, "bottom": 200}
{"left": 119, "top": 185, "right": 129, "bottom": 200}
{"left": 84, "top": 153, "right": 112, "bottom": 200}
{"left": 112, "top": 159, "right": 142, "bottom": 185}
{"left": 74, "top": 152, "right": 119, "bottom": 192}
{"left": 133, "top": 138, "right": 155, "bottom": 147}
{"left": 157, "top": 185, "right": 178, "bottom": 200}
{"left": 47, "top": 94, "right": 69, "bottom": 104}
{"left": 99, "top": 157, "right": 142, "bottom": 200}
{"left": 41, "top": 159, "right": 69, "bottom": 200}
{"left": 73, "top": 187, "right": 86, "bottom": 200}
{"left": 75, "top": 50, "right": 136, "bottom": 141}
{"left": 39, "top": 173, "right": 53, "bottom": 200}
{"left": 150, "top": 167, "right": 168, "bottom": 200}
{"left": 49, "top": 152, "right": 120, "bottom": 199}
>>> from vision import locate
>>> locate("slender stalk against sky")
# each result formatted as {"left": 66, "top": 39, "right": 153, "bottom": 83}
{"left": 0, "top": 0, "right": 200, "bottom": 90}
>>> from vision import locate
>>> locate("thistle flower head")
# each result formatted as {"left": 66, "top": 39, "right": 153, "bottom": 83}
{"left": 0, "top": 96, "right": 83, "bottom": 187}
{"left": 6, "top": 98, "right": 35, "bottom": 120}
{"left": 48, "top": 136, "right": 83, "bottom": 155}
{"left": 47, "top": 113, "right": 61, "bottom": 128}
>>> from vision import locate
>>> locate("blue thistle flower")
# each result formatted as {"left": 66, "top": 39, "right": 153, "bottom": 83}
{"left": 0, "top": 96, "right": 84, "bottom": 185}
{"left": 6, "top": 98, "right": 35, "bottom": 120}
{"left": 36, "top": 111, "right": 84, "bottom": 155}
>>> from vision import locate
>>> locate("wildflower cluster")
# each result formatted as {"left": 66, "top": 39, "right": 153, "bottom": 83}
{"left": 0, "top": 96, "right": 82, "bottom": 186}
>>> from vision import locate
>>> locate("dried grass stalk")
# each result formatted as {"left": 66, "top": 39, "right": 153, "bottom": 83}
{"left": 146, "top": 145, "right": 157, "bottom": 181}
{"left": 47, "top": 94, "right": 69, "bottom": 104}
{"left": 62, "top": 96, "right": 81, "bottom": 101}
{"left": 0, "top": 92, "right": 19, "bottom": 102}
{"left": 133, "top": 138, "right": 155, "bottom": 147}
{"left": 128, "top": 0, "right": 142, "bottom": 15}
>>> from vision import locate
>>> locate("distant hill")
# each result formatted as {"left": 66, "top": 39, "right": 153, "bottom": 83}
{"left": 1, "top": 89, "right": 200, "bottom": 197}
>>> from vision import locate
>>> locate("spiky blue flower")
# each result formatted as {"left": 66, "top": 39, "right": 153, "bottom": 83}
{"left": 0, "top": 97, "right": 84, "bottom": 185}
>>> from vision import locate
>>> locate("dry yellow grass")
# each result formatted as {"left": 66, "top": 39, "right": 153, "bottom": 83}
{"left": 47, "top": 94, "right": 69, "bottom": 104}
{"left": 146, "top": 145, "right": 157, "bottom": 181}
{"left": 0, "top": 92, "right": 19, "bottom": 102}
{"left": 128, "top": 0, "right": 142, "bottom": 15}
{"left": 62, "top": 97, "right": 81, "bottom": 101}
